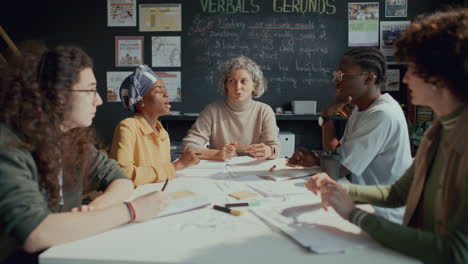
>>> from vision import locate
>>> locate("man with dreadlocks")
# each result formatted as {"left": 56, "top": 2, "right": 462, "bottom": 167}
{"left": 288, "top": 47, "right": 412, "bottom": 223}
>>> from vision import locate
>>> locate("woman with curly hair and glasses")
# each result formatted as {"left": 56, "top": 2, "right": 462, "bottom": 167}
{"left": 0, "top": 42, "right": 169, "bottom": 263}
{"left": 181, "top": 56, "right": 281, "bottom": 161}
{"left": 305, "top": 9, "right": 468, "bottom": 263}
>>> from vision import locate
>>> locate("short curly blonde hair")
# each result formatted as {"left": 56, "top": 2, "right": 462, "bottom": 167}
{"left": 217, "top": 56, "right": 267, "bottom": 98}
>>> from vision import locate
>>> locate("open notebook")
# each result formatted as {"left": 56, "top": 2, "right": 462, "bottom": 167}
{"left": 128, "top": 183, "right": 211, "bottom": 218}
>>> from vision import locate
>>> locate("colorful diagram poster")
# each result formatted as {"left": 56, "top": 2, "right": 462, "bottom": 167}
{"left": 152, "top": 36, "right": 181, "bottom": 67}
{"left": 106, "top": 71, "right": 132, "bottom": 102}
{"left": 156, "top": 71, "right": 181, "bottom": 102}
{"left": 139, "top": 4, "right": 182, "bottom": 32}
{"left": 385, "top": 0, "right": 407, "bottom": 17}
{"left": 115, "top": 36, "right": 144, "bottom": 67}
{"left": 107, "top": 0, "right": 136, "bottom": 27}
{"left": 380, "top": 21, "right": 410, "bottom": 64}
{"left": 384, "top": 69, "right": 400, "bottom": 91}
{"left": 348, "top": 3, "right": 379, "bottom": 47}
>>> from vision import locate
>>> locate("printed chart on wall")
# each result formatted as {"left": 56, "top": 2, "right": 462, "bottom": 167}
{"left": 107, "top": 71, "right": 132, "bottom": 102}
{"left": 385, "top": 0, "right": 407, "bottom": 17}
{"left": 115, "top": 36, "right": 144, "bottom": 67}
{"left": 380, "top": 21, "right": 409, "bottom": 64}
{"left": 348, "top": 2, "right": 379, "bottom": 47}
{"left": 139, "top": 4, "right": 182, "bottom": 31}
{"left": 156, "top": 71, "right": 181, "bottom": 102}
{"left": 384, "top": 69, "right": 400, "bottom": 91}
{"left": 152, "top": 36, "right": 181, "bottom": 67}
{"left": 107, "top": 0, "right": 136, "bottom": 27}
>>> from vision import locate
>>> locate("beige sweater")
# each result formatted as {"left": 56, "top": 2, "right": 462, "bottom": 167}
{"left": 182, "top": 98, "right": 281, "bottom": 158}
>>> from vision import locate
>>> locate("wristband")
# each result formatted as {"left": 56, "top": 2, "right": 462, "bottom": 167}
{"left": 124, "top": 201, "right": 136, "bottom": 223}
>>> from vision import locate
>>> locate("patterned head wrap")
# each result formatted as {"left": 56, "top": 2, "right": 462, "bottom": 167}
{"left": 119, "top": 65, "right": 160, "bottom": 112}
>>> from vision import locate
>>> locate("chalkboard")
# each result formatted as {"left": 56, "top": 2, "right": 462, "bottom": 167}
{"left": 176, "top": 0, "right": 346, "bottom": 113}
{"left": 1, "top": 0, "right": 442, "bottom": 146}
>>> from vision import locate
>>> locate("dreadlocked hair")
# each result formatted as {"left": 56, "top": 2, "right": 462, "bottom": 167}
{"left": 343, "top": 47, "right": 387, "bottom": 88}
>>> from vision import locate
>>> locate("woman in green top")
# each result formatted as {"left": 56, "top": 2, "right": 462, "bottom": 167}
{"left": 0, "top": 42, "right": 169, "bottom": 263}
{"left": 306, "top": 9, "right": 468, "bottom": 264}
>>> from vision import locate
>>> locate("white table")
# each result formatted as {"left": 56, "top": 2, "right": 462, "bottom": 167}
{"left": 39, "top": 157, "right": 420, "bottom": 264}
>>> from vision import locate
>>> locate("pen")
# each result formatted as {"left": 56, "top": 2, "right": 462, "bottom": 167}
{"left": 161, "top": 179, "right": 169, "bottom": 192}
{"left": 173, "top": 151, "right": 202, "bottom": 155}
{"left": 229, "top": 144, "right": 248, "bottom": 150}
{"left": 225, "top": 201, "right": 261, "bottom": 208}
{"left": 213, "top": 205, "right": 243, "bottom": 216}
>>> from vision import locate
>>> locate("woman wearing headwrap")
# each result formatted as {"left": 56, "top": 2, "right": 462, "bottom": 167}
{"left": 181, "top": 56, "right": 281, "bottom": 161}
{"left": 110, "top": 65, "right": 199, "bottom": 187}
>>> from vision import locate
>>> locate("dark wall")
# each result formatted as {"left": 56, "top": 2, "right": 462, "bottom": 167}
{"left": 1, "top": 0, "right": 441, "bottom": 148}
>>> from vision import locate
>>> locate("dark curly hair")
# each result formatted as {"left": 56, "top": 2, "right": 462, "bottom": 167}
{"left": 395, "top": 9, "right": 468, "bottom": 102}
{"left": 0, "top": 41, "right": 97, "bottom": 207}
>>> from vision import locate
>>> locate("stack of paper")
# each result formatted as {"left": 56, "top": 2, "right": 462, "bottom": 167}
{"left": 256, "top": 166, "right": 321, "bottom": 181}
{"left": 251, "top": 203, "right": 380, "bottom": 253}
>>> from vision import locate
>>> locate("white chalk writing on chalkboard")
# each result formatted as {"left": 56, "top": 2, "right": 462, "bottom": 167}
{"left": 188, "top": 14, "right": 333, "bottom": 94}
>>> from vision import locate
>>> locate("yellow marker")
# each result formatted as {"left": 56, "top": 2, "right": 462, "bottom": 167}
{"left": 213, "top": 205, "right": 243, "bottom": 216}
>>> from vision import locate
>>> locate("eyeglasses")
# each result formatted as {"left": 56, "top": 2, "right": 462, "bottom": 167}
{"left": 71, "top": 89, "right": 98, "bottom": 101}
{"left": 333, "top": 71, "right": 368, "bottom": 83}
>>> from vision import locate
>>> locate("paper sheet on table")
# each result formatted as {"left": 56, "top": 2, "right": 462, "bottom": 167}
{"left": 128, "top": 183, "right": 210, "bottom": 218}
{"left": 225, "top": 157, "right": 275, "bottom": 178}
{"left": 251, "top": 203, "right": 380, "bottom": 253}
{"left": 256, "top": 166, "right": 321, "bottom": 181}
{"left": 248, "top": 179, "right": 310, "bottom": 197}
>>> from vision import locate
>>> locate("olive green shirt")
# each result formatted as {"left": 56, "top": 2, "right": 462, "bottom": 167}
{"left": 0, "top": 123, "right": 129, "bottom": 262}
{"left": 346, "top": 108, "right": 468, "bottom": 264}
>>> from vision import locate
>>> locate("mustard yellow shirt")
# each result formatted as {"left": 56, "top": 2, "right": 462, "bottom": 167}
{"left": 110, "top": 114, "right": 176, "bottom": 187}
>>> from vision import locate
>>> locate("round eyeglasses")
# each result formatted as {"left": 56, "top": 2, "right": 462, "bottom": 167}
{"left": 71, "top": 89, "right": 99, "bottom": 101}
{"left": 332, "top": 71, "right": 368, "bottom": 83}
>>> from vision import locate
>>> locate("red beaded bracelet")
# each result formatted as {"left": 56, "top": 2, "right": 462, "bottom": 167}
{"left": 124, "top": 202, "right": 136, "bottom": 223}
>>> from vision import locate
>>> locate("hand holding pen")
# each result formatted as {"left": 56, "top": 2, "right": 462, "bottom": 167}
{"left": 172, "top": 149, "right": 200, "bottom": 170}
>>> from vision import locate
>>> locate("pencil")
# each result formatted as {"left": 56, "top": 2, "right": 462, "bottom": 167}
{"left": 230, "top": 144, "right": 248, "bottom": 150}
{"left": 161, "top": 179, "right": 169, "bottom": 192}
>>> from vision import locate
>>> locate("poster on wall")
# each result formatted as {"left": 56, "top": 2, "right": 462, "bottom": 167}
{"left": 385, "top": 0, "right": 407, "bottom": 17}
{"left": 383, "top": 69, "right": 400, "bottom": 91}
{"left": 152, "top": 36, "right": 181, "bottom": 67}
{"left": 107, "top": 0, "right": 137, "bottom": 27}
{"left": 348, "top": 2, "right": 379, "bottom": 47}
{"left": 380, "top": 21, "right": 410, "bottom": 64}
{"left": 139, "top": 4, "right": 182, "bottom": 31}
{"left": 156, "top": 71, "right": 181, "bottom": 102}
{"left": 106, "top": 71, "right": 132, "bottom": 102}
{"left": 115, "top": 36, "right": 144, "bottom": 67}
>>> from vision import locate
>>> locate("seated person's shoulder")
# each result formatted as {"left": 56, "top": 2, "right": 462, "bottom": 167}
{"left": 0, "top": 123, "right": 21, "bottom": 147}
{"left": 117, "top": 116, "right": 140, "bottom": 128}
{"left": 253, "top": 101, "right": 274, "bottom": 113}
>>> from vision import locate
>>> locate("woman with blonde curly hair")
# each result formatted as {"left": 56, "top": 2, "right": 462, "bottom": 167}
{"left": 305, "top": 9, "right": 468, "bottom": 263}
{"left": 182, "top": 56, "right": 281, "bottom": 161}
